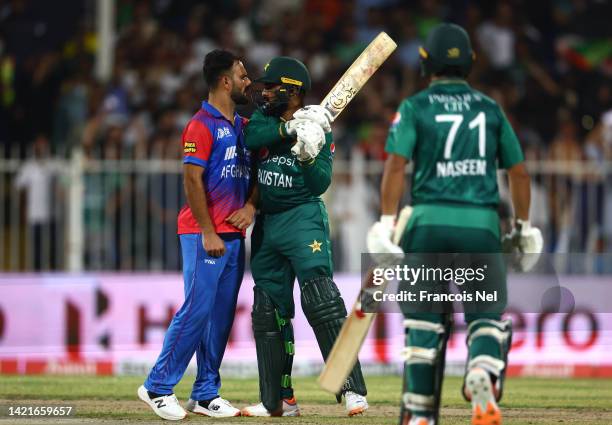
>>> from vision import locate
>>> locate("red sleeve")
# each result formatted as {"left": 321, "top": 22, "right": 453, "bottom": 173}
{"left": 182, "top": 120, "right": 213, "bottom": 167}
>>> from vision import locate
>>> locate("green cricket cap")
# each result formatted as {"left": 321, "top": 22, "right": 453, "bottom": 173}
{"left": 255, "top": 56, "right": 311, "bottom": 91}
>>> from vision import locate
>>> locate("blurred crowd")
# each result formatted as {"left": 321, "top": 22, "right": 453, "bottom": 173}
{"left": 1, "top": 0, "right": 611, "bottom": 271}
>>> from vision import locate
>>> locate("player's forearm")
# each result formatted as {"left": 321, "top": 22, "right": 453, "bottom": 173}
{"left": 507, "top": 162, "right": 531, "bottom": 221}
{"left": 184, "top": 174, "right": 216, "bottom": 235}
{"left": 301, "top": 157, "right": 332, "bottom": 196}
{"left": 246, "top": 182, "right": 259, "bottom": 209}
{"left": 380, "top": 154, "right": 407, "bottom": 217}
{"left": 245, "top": 117, "right": 291, "bottom": 149}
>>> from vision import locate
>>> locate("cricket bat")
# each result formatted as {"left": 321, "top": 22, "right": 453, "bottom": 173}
{"left": 291, "top": 32, "right": 397, "bottom": 156}
{"left": 318, "top": 206, "right": 412, "bottom": 394}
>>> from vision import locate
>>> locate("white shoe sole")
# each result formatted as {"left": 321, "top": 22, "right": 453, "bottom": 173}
{"left": 347, "top": 404, "right": 368, "bottom": 416}
{"left": 465, "top": 368, "right": 501, "bottom": 425}
{"left": 241, "top": 404, "right": 300, "bottom": 417}
{"left": 189, "top": 406, "right": 241, "bottom": 418}
{"left": 137, "top": 385, "right": 186, "bottom": 421}
{"left": 241, "top": 408, "right": 270, "bottom": 417}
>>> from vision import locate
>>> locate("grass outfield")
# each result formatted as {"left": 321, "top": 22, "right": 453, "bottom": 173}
{"left": 1, "top": 375, "right": 612, "bottom": 424}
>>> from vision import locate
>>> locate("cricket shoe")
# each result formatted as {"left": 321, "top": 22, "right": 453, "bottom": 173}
{"left": 137, "top": 385, "right": 187, "bottom": 421}
{"left": 241, "top": 397, "right": 300, "bottom": 417}
{"left": 186, "top": 397, "right": 241, "bottom": 417}
{"left": 345, "top": 391, "right": 369, "bottom": 416}
{"left": 408, "top": 416, "right": 434, "bottom": 425}
{"left": 465, "top": 367, "right": 502, "bottom": 425}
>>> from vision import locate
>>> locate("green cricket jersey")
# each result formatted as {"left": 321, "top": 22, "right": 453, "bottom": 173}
{"left": 386, "top": 79, "right": 524, "bottom": 208}
{"left": 245, "top": 109, "right": 334, "bottom": 214}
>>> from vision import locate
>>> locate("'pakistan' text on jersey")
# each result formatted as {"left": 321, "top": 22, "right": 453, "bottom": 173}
{"left": 245, "top": 109, "right": 334, "bottom": 214}
{"left": 386, "top": 79, "right": 524, "bottom": 208}
{"left": 178, "top": 101, "right": 251, "bottom": 234}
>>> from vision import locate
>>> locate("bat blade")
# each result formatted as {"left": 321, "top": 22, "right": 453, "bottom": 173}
{"left": 318, "top": 270, "right": 387, "bottom": 394}
{"left": 322, "top": 32, "right": 397, "bottom": 121}
{"left": 318, "top": 206, "right": 412, "bottom": 394}
{"left": 318, "top": 309, "right": 376, "bottom": 394}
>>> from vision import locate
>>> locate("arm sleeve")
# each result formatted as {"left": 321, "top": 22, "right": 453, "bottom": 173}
{"left": 302, "top": 132, "right": 333, "bottom": 196}
{"left": 385, "top": 100, "right": 417, "bottom": 160}
{"left": 244, "top": 109, "right": 292, "bottom": 149}
{"left": 182, "top": 120, "right": 213, "bottom": 168}
{"left": 497, "top": 108, "right": 525, "bottom": 169}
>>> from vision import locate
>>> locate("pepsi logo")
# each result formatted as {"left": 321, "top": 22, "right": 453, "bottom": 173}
{"left": 330, "top": 143, "right": 335, "bottom": 154}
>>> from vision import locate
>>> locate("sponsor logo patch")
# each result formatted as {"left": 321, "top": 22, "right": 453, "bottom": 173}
{"left": 184, "top": 141, "right": 197, "bottom": 154}
{"left": 259, "top": 147, "right": 269, "bottom": 160}
{"left": 224, "top": 146, "right": 237, "bottom": 160}
{"left": 330, "top": 142, "right": 335, "bottom": 154}
{"left": 217, "top": 127, "right": 231, "bottom": 139}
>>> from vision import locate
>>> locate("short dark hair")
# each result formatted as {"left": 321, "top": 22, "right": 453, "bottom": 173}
{"left": 203, "top": 49, "right": 239, "bottom": 88}
{"left": 434, "top": 66, "right": 467, "bottom": 79}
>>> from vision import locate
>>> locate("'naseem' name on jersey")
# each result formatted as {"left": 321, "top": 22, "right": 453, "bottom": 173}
{"left": 436, "top": 159, "right": 486, "bottom": 178}
{"left": 258, "top": 169, "right": 293, "bottom": 188}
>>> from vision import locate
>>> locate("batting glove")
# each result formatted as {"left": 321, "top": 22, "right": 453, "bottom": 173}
{"left": 502, "top": 219, "right": 543, "bottom": 271}
{"left": 283, "top": 118, "right": 310, "bottom": 136}
{"left": 293, "top": 105, "right": 333, "bottom": 133}
{"left": 367, "top": 215, "right": 404, "bottom": 264}
{"left": 291, "top": 120, "right": 326, "bottom": 162}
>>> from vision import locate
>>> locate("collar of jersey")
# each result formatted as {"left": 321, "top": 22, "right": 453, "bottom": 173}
{"left": 429, "top": 79, "right": 469, "bottom": 87}
{"left": 201, "top": 101, "right": 239, "bottom": 123}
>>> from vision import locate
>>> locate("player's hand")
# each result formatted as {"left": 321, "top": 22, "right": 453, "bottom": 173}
{"left": 367, "top": 216, "right": 404, "bottom": 264}
{"left": 293, "top": 105, "right": 333, "bottom": 133}
{"left": 291, "top": 120, "right": 325, "bottom": 162}
{"left": 202, "top": 231, "right": 226, "bottom": 258}
{"left": 502, "top": 219, "right": 543, "bottom": 271}
{"left": 225, "top": 203, "right": 256, "bottom": 230}
{"left": 283, "top": 118, "right": 310, "bottom": 136}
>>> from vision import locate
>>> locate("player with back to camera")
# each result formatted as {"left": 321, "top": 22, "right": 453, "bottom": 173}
{"left": 138, "top": 50, "right": 256, "bottom": 420}
{"left": 367, "top": 24, "right": 543, "bottom": 425}
{"left": 240, "top": 56, "right": 369, "bottom": 417}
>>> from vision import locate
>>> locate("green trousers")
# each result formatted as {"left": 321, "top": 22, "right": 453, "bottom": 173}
{"left": 251, "top": 201, "right": 333, "bottom": 318}
{"left": 399, "top": 204, "right": 509, "bottom": 415}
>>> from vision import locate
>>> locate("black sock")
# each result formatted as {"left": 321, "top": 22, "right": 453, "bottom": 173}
{"left": 147, "top": 390, "right": 168, "bottom": 399}
{"left": 197, "top": 396, "right": 219, "bottom": 409}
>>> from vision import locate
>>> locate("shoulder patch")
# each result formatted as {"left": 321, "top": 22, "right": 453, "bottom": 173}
{"left": 390, "top": 111, "right": 401, "bottom": 128}
{"left": 184, "top": 141, "right": 197, "bottom": 154}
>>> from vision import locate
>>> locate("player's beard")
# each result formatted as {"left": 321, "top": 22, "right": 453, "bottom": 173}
{"left": 231, "top": 87, "right": 249, "bottom": 105}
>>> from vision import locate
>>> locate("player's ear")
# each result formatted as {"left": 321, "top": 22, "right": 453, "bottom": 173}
{"left": 221, "top": 74, "right": 231, "bottom": 90}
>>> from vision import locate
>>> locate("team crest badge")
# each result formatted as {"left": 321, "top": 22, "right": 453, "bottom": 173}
{"left": 447, "top": 47, "right": 460, "bottom": 58}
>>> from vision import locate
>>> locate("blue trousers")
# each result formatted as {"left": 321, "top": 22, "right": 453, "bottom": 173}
{"left": 144, "top": 234, "right": 244, "bottom": 400}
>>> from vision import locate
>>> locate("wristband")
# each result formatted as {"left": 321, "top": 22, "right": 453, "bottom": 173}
{"left": 516, "top": 218, "right": 531, "bottom": 231}
{"left": 298, "top": 158, "right": 316, "bottom": 166}
{"left": 279, "top": 122, "right": 288, "bottom": 138}
{"left": 380, "top": 215, "right": 395, "bottom": 228}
